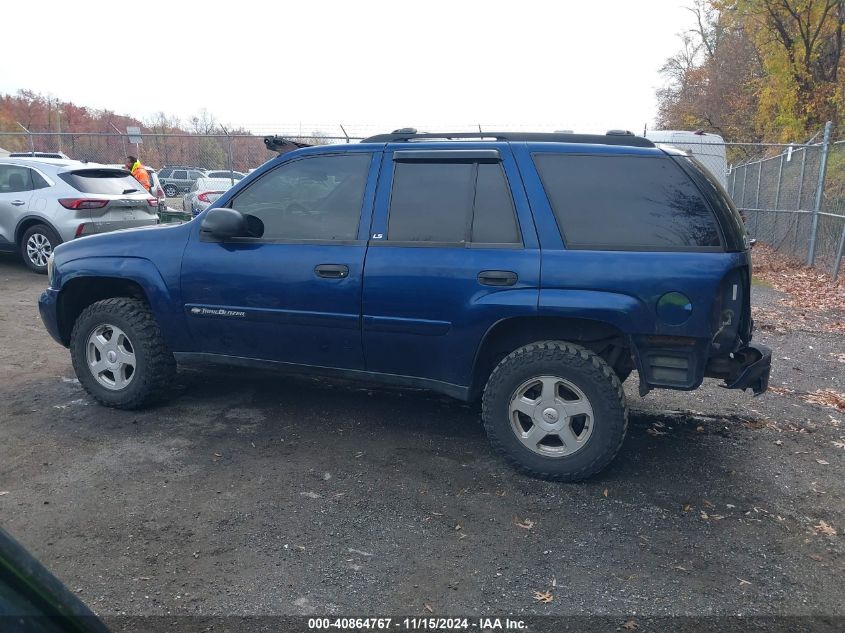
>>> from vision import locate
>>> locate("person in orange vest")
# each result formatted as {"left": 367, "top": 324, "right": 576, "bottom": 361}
{"left": 124, "top": 155, "right": 151, "bottom": 192}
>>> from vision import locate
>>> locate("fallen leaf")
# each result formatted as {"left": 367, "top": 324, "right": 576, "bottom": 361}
{"left": 774, "top": 440, "right": 783, "bottom": 446}
{"left": 700, "top": 511, "right": 709, "bottom": 520}
{"left": 703, "top": 499, "right": 715, "bottom": 508}
{"left": 602, "top": 489, "right": 609, "bottom": 498}
{"left": 532, "top": 590, "right": 553, "bottom": 604}
{"left": 816, "top": 459, "right": 830, "bottom": 465}
{"left": 802, "top": 389, "right": 845, "bottom": 413}
{"left": 213, "top": 453, "right": 222, "bottom": 457}
{"left": 832, "top": 441, "right": 845, "bottom": 450}
{"left": 646, "top": 427, "right": 667, "bottom": 437}
{"left": 696, "top": 425, "right": 705, "bottom": 433}
{"left": 737, "top": 578, "right": 752, "bottom": 586}
{"left": 710, "top": 515, "right": 725, "bottom": 520}
{"left": 683, "top": 504, "right": 692, "bottom": 513}
{"left": 514, "top": 518, "right": 535, "bottom": 530}
{"left": 621, "top": 620, "right": 638, "bottom": 631}
{"left": 0, "top": 491, "right": 8, "bottom": 496}
{"left": 809, "top": 554, "right": 823, "bottom": 562}
{"left": 673, "top": 565, "right": 688, "bottom": 571}
{"left": 424, "top": 604, "right": 433, "bottom": 613}
{"left": 455, "top": 524, "right": 462, "bottom": 531}
{"left": 813, "top": 521, "right": 837, "bottom": 536}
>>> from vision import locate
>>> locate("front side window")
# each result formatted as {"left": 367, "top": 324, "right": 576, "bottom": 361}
{"left": 173, "top": 170, "right": 187, "bottom": 180}
{"left": 387, "top": 161, "right": 520, "bottom": 244}
{"left": 232, "top": 153, "right": 371, "bottom": 241}
{"left": 0, "top": 165, "right": 33, "bottom": 193}
{"left": 534, "top": 154, "right": 721, "bottom": 250}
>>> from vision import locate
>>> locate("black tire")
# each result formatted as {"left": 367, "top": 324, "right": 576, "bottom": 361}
{"left": 481, "top": 341, "right": 628, "bottom": 482}
{"left": 164, "top": 184, "right": 178, "bottom": 197}
{"left": 20, "top": 224, "right": 61, "bottom": 274}
{"left": 70, "top": 298, "right": 176, "bottom": 409}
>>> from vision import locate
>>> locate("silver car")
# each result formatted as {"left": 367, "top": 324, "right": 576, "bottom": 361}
{"left": 0, "top": 158, "right": 159, "bottom": 273}
{"left": 183, "top": 177, "right": 236, "bottom": 216}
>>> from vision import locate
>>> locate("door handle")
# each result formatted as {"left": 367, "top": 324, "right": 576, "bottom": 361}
{"left": 11, "top": 200, "right": 25, "bottom": 206}
{"left": 315, "top": 264, "right": 350, "bottom": 279}
{"left": 478, "top": 270, "right": 518, "bottom": 286}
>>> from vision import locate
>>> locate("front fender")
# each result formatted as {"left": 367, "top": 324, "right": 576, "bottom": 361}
{"left": 54, "top": 256, "right": 189, "bottom": 352}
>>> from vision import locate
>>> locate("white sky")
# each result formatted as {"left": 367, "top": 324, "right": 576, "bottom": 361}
{"left": 2, "top": 0, "right": 691, "bottom": 138}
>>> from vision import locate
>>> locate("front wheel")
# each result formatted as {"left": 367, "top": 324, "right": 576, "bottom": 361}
{"left": 164, "top": 184, "right": 178, "bottom": 198}
{"left": 70, "top": 298, "right": 176, "bottom": 409}
{"left": 481, "top": 341, "right": 628, "bottom": 481}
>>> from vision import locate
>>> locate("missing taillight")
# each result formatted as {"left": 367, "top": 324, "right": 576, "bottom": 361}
{"left": 59, "top": 198, "right": 109, "bottom": 210}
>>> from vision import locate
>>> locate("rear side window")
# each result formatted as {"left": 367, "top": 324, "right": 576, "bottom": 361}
{"left": 173, "top": 170, "right": 187, "bottom": 179}
{"left": 158, "top": 168, "right": 173, "bottom": 178}
{"left": 31, "top": 170, "right": 50, "bottom": 189}
{"left": 387, "top": 161, "right": 520, "bottom": 244}
{"left": 59, "top": 169, "right": 148, "bottom": 194}
{"left": 534, "top": 154, "right": 721, "bottom": 250}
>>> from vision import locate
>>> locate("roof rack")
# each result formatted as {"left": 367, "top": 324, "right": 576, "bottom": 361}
{"left": 361, "top": 128, "right": 655, "bottom": 148}
{"left": 264, "top": 135, "right": 313, "bottom": 153}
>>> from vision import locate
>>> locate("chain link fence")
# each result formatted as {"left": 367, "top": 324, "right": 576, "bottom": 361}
{"left": 3, "top": 125, "right": 843, "bottom": 278}
{"left": 727, "top": 123, "right": 845, "bottom": 280}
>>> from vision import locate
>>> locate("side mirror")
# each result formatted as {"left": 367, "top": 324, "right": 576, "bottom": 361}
{"left": 200, "top": 207, "right": 247, "bottom": 240}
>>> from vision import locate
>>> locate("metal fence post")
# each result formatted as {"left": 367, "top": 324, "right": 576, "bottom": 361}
{"left": 793, "top": 147, "right": 808, "bottom": 256}
{"left": 17, "top": 122, "right": 35, "bottom": 154}
{"left": 834, "top": 224, "right": 845, "bottom": 281}
{"left": 807, "top": 121, "right": 833, "bottom": 265}
{"left": 753, "top": 161, "right": 763, "bottom": 236}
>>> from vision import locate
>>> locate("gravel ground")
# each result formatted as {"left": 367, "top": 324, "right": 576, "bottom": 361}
{"left": 0, "top": 253, "right": 843, "bottom": 621}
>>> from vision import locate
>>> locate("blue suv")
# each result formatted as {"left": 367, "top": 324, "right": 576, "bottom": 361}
{"left": 38, "top": 130, "right": 771, "bottom": 481}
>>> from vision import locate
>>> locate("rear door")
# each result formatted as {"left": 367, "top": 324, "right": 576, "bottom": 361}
{"left": 0, "top": 164, "right": 35, "bottom": 248}
{"left": 180, "top": 149, "right": 379, "bottom": 368}
{"left": 361, "top": 145, "right": 541, "bottom": 389}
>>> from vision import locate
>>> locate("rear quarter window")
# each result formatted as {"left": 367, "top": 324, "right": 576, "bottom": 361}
{"left": 533, "top": 154, "right": 722, "bottom": 250}
{"left": 59, "top": 169, "right": 149, "bottom": 195}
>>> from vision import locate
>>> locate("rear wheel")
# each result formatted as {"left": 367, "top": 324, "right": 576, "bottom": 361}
{"left": 481, "top": 341, "right": 628, "bottom": 481}
{"left": 20, "top": 224, "right": 60, "bottom": 274}
{"left": 70, "top": 298, "right": 176, "bottom": 409}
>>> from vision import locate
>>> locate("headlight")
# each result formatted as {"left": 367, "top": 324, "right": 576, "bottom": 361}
{"left": 47, "top": 253, "right": 55, "bottom": 286}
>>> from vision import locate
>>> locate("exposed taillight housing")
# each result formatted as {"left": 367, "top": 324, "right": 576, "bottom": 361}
{"left": 59, "top": 198, "right": 109, "bottom": 210}
{"left": 146, "top": 197, "right": 158, "bottom": 207}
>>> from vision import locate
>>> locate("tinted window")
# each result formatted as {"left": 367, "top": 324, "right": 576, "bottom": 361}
{"left": 387, "top": 162, "right": 520, "bottom": 244}
{"left": 0, "top": 165, "right": 33, "bottom": 193}
{"left": 173, "top": 170, "right": 187, "bottom": 179}
{"left": 31, "top": 170, "right": 50, "bottom": 190}
{"left": 534, "top": 154, "right": 721, "bottom": 249}
{"left": 159, "top": 168, "right": 173, "bottom": 178}
{"left": 388, "top": 163, "right": 474, "bottom": 242}
{"left": 232, "top": 153, "right": 370, "bottom": 240}
{"left": 59, "top": 169, "right": 148, "bottom": 194}
{"left": 189, "top": 171, "right": 204, "bottom": 179}
{"left": 472, "top": 163, "right": 520, "bottom": 243}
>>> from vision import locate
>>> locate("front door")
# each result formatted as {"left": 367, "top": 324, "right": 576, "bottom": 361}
{"left": 0, "top": 164, "right": 34, "bottom": 248}
{"left": 180, "top": 150, "right": 378, "bottom": 370}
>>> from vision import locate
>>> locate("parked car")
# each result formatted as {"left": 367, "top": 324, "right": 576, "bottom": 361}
{"left": 0, "top": 158, "right": 158, "bottom": 273}
{"left": 183, "top": 177, "right": 237, "bottom": 215}
{"left": 205, "top": 170, "right": 246, "bottom": 181}
{"left": 38, "top": 130, "right": 770, "bottom": 481}
{"left": 157, "top": 167, "right": 207, "bottom": 197}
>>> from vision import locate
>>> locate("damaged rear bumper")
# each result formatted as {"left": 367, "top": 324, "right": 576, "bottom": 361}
{"left": 706, "top": 343, "right": 771, "bottom": 395}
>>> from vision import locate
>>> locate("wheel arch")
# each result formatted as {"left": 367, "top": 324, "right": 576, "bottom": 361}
{"left": 15, "top": 215, "right": 62, "bottom": 247}
{"left": 56, "top": 277, "right": 149, "bottom": 345}
{"left": 470, "top": 316, "right": 633, "bottom": 400}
